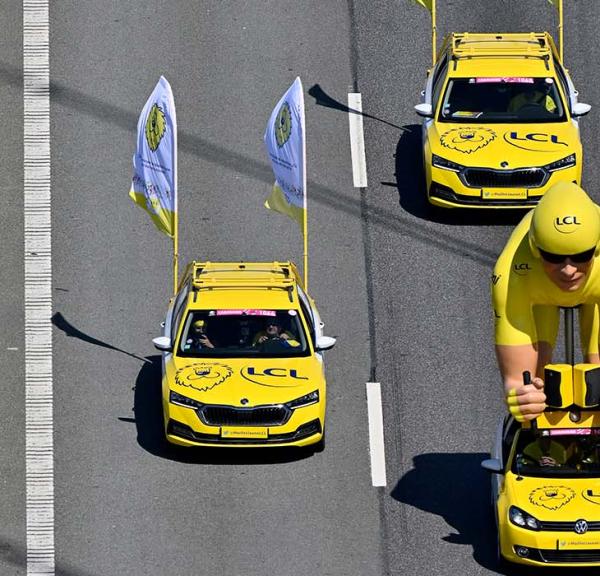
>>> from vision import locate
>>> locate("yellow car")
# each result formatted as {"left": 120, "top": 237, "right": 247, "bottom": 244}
{"left": 414, "top": 32, "right": 591, "bottom": 209}
{"left": 152, "top": 261, "right": 336, "bottom": 449}
{"left": 483, "top": 364, "right": 600, "bottom": 566}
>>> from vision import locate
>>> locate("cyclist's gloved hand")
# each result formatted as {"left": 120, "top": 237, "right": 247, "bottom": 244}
{"left": 505, "top": 377, "right": 546, "bottom": 422}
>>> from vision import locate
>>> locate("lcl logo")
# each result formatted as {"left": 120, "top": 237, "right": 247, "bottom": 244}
{"left": 556, "top": 216, "right": 581, "bottom": 226}
{"left": 554, "top": 215, "right": 581, "bottom": 234}
{"left": 513, "top": 263, "right": 532, "bottom": 276}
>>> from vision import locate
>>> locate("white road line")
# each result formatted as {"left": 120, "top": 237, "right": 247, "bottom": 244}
{"left": 348, "top": 93, "right": 368, "bottom": 188}
{"left": 366, "top": 382, "right": 387, "bottom": 487}
{"left": 24, "top": 1, "right": 54, "bottom": 575}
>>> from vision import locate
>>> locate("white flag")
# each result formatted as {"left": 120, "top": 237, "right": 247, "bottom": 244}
{"left": 264, "top": 77, "right": 306, "bottom": 229}
{"left": 129, "top": 76, "right": 177, "bottom": 237}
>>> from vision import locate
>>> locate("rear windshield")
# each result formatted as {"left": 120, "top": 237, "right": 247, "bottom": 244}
{"left": 176, "top": 309, "right": 310, "bottom": 358}
{"left": 439, "top": 77, "right": 566, "bottom": 123}
{"left": 511, "top": 429, "right": 600, "bottom": 478}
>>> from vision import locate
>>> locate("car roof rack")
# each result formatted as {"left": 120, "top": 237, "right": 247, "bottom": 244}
{"left": 450, "top": 32, "right": 552, "bottom": 65}
{"left": 191, "top": 261, "right": 297, "bottom": 293}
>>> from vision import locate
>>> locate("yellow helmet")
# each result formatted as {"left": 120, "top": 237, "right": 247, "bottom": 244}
{"left": 192, "top": 319, "right": 205, "bottom": 330}
{"left": 529, "top": 182, "right": 600, "bottom": 257}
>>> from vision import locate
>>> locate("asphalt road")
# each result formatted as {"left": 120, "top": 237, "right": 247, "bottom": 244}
{"left": 3, "top": 1, "right": 600, "bottom": 575}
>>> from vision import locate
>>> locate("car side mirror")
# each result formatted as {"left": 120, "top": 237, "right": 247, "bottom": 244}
{"left": 414, "top": 103, "right": 433, "bottom": 118}
{"left": 572, "top": 102, "right": 591, "bottom": 117}
{"left": 481, "top": 458, "right": 504, "bottom": 474}
{"left": 315, "top": 336, "right": 336, "bottom": 352}
{"left": 153, "top": 336, "right": 172, "bottom": 352}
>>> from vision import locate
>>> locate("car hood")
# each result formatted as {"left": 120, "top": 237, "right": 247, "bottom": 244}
{"left": 506, "top": 474, "right": 600, "bottom": 521}
{"left": 429, "top": 121, "right": 580, "bottom": 167}
{"left": 167, "top": 356, "right": 324, "bottom": 405}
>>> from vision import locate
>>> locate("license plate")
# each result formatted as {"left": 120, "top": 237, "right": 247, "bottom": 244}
{"left": 482, "top": 189, "right": 527, "bottom": 200}
{"left": 221, "top": 427, "right": 268, "bottom": 439}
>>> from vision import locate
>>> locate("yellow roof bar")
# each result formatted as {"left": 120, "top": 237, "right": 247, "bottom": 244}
{"left": 191, "top": 261, "right": 296, "bottom": 291}
{"left": 451, "top": 32, "right": 552, "bottom": 60}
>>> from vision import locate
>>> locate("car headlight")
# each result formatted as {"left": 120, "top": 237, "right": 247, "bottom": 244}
{"left": 286, "top": 390, "right": 319, "bottom": 409}
{"left": 432, "top": 154, "right": 463, "bottom": 172}
{"left": 169, "top": 390, "right": 203, "bottom": 410}
{"left": 509, "top": 506, "right": 540, "bottom": 531}
{"left": 545, "top": 153, "right": 576, "bottom": 172}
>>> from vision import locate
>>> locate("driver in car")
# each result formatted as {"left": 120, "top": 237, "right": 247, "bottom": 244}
{"left": 252, "top": 318, "right": 298, "bottom": 347}
{"left": 508, "top": 81, "right": 557, "bottom": 114}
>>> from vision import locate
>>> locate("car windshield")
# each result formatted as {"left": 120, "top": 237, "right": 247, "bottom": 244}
{"left": 439, "top": 77, "right": 566, "bottom": 123}
{"left": 177, "top": 309, "right": 310, "bottom": 358}
{"left": 511, "top": 429, "right": 600, "bottom": 478}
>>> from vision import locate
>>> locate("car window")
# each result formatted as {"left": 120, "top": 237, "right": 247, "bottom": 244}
{"left": 170, "top": 279, "right": 191, "bottom": 339}
{"left": 431, "top": 54, "right": 448, "bottom": 111}
{"left": 439, "top": 77, "right": 566, "bottom": 123}
{"left": 511, "top": 428, "right": 600, "bottom": 478}
{"left": 296, "top": 286, "right": 315, "bottom": 341}
{"left": 177, "top": 309, "right": 310, "bottom": 358}
{"left": 553, "top": 59, "right": 574, "bottom": 111}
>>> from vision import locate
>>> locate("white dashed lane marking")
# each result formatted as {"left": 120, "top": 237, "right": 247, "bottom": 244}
{"left": 348, "top": 92, "right": 368, "bottom": 188}
{"left": 366, "top": 382, "right": 387, "bottom": 487}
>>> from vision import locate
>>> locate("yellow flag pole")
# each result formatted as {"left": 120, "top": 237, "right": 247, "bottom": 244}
{"left": 301, "top": 80, "right": 309, "bottom": 291}
{"left": 172, "top": 108, "right": 179, "bottom": 296}
{"left": 558, "top": 0, "right": 564, "bottom": 62}
{"left": 173, "top": 211, "right": 179, "bottom": 295}
{"left": 432, "top": 0, "right": 437, "bottom": 66}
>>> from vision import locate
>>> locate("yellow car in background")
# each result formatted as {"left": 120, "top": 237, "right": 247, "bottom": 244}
{"left": 415, "top": 32, "right": 591, "bottom": 208}
{"left": 152, "top": 261, "right": 336, "bottom": 449}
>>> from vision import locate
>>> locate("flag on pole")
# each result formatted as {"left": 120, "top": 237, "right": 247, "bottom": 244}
{"left": 264, "top": 77, "right": 306, "bottom": 230}
{"left": 411, "top": 0, "right": 433, "bottom": 12}
{"left": 129, "top": 76, "right": 177, "bottom": 238}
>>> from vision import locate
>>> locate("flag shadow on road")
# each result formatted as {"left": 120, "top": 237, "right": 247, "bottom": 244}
{"left": 132, "top": 356, "right": 314, "bottom": 465}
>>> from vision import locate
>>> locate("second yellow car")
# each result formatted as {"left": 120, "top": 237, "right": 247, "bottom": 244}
{"left": 415, "top": 32, "right": 591, "bottom": 208}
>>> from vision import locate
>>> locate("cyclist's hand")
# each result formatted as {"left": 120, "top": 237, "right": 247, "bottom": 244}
{"left": 505, "top": 377, "right": 546, "bottom": 422}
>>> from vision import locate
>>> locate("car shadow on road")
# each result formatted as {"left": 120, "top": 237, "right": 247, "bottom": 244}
{"left": 391, "top": 452, "right": 597, "bottom": 576}
{"left": 391, "top": 452, "right": 500, "bottom": 572}
{"left": 131, "top": 356, "right": 314, "bottom": 465}
{"left": 393, "top": 126, "right": 527, "bottom": 227}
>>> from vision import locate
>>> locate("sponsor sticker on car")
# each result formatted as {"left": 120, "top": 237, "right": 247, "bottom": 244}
{"left": 221, "top": 427, "right": 269, "bottom": 439}
{"left": 482, "top": 189, "right": 528, "bottom": 200}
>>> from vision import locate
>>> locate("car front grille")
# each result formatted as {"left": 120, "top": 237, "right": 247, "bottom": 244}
{"left": 538, "top": 520, "right": 600, "bottom": 532}
{"left": 538, "top": 549, "right": 600, "bottom": 563}
{"left": 462, "top": 167, "right": 546, "bottom": 188}
{"left": 199, "top": 405, "right": 290, "bottom": 426}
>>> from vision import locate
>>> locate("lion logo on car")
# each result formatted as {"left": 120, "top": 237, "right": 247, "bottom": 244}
{"left": 175, "top": 363, "right": 233, "bottom": 392}
{"left": 440, "top": 127, "right": 496, "bottom": 154}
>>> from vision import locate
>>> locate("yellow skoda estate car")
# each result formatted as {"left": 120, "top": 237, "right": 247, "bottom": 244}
{"left": 152, "top": 261, "right": 336, "bottom": 449}
{"left": 483, "top": 364, "right": 600, "bottom": 567}
{"left": 414, "top": 33, "right": 591, "bottom": 208}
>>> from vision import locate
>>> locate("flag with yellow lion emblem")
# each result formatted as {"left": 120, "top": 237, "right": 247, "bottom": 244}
{"left": 129, "top": 76, "right": 177, "bottom": 237}
{"left": 263, "top": 77, "right": 306, "bottom": 229}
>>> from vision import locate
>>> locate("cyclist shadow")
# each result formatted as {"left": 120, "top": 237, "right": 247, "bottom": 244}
{"left": 391, "top": 452, "right": 596, "bottom": 575}
{"left": 394, "top": 125, "right": 526, "bottom": 227}
{"left": 132, "top": 356, "right": 313, "bottom": 465}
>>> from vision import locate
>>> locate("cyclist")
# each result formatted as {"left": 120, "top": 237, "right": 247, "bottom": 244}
{"left": 492, "top": 181, "right": 600, "bottom": 422}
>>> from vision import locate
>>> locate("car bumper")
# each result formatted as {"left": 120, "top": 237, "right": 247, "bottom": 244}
{"left": 163, "top": 399, "right": 324, "bottom": 448}
{"left": 427, "top": 164, "right": 580, "bottom": 209}
{"left": 501, "top": 525, "right": 600, "bottom": 566}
